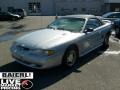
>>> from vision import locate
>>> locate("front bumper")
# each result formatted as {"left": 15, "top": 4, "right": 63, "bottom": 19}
{"left": 12, "top": 51, "right": 63, "bottom": 69}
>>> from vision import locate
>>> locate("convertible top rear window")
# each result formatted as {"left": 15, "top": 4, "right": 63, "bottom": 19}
{"left": 48, "top": 18, "right": 85, "bottom": 32}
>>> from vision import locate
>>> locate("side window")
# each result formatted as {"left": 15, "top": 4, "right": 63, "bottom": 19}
{"left": 108, "top": 14, "right": 114, "bottom": 18}
{"left": 85, "top": 18, "right": 102, "bottom": 30}
{"left": 115, "top": 13, "right": 120, "bottom": 18}
{"left": 108, "top": 13, "right": 120, "bottom": 18}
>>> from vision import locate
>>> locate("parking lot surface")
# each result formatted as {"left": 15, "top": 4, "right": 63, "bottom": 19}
{"left": 0, "top": 16, "right": 120, "bottom": 90}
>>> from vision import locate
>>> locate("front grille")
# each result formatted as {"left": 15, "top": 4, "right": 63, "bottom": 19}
{"left": 12, "top": 54, "right": 42, "bottom": 68}
{"left": 12, "top": 54, "right": 29, "bottom": 64}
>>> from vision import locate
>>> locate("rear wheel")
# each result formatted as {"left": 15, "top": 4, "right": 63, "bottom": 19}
{"left": 102, "top": 34, "right": 110, "bottom": 48}
{"left": 115, "top": 28, "right": 120, "bottom": 38}
{"left": 62, "top": 46, "right": 78, "bottom": 67}
{"left": 21, "top": 16, "right": 24, "bottom": 19}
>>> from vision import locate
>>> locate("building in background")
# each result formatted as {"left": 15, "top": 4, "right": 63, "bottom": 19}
{"left": 0, "top": 0, "right": 119, "bottom": 16}
{"left": 0, "top": 0, "right": 55, "bottom": 15}
{"left": 104, "top": 0, "right": 120, "bottom": 12}
{"left": 55, "top": 0, "right": 104, "bottom": 15}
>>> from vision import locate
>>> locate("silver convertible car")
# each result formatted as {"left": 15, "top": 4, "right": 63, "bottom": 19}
{"left": 11, "top": 15, "right": 112, "bottom": 69}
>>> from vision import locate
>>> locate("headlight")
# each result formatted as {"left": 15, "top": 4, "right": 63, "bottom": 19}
{"left": 44, "top": 50, "right": 56, "bottom": 56}
{"left": 31, "top": 49, "right": 56, "bottom": 56}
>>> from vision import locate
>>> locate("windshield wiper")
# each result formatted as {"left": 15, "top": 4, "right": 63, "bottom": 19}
{"left": 57, "top": 27, "right": 74, "bottom": 32}
{"left": 57, "top": 27, "right": 65, "bottom": 30}
{"left": 47, "top": 26, "right": 56, "bottom": 30}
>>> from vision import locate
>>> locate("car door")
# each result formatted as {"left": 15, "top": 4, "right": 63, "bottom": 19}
{"left": 81, "top": 18, "right": 103, "bottom": 54}
{"left": 4, "top": 13, "right": 11, "bottom": 20}
{"left": 1, "top": 12, "right": 8, "bottom": 20}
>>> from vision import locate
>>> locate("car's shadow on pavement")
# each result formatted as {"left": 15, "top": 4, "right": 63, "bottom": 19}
{"left": 0, "top": 47, "right": 108, "bottom": 90}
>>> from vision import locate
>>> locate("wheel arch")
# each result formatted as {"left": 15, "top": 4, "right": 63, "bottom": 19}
{"left": 64, "top": 44, "right": 79, "bottom": 57}
{"left": 106, "top": 31, "right": 111, "bottom": 36}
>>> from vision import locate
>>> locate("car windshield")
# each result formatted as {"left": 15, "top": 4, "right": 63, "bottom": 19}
{"left": 48, "top": 18, "right": 85, "bottom": 32}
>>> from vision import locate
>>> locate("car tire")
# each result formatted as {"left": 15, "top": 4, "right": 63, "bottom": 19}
{"left": 12, "top": 17, "right": 17, "bottom": 21}
{"left": 21, "top": 16, "right": 24, "bottom": 19}
{"left": 102, "top": 34, "right": 110, "bottom": 48}
{"left": 115, "top": 28, "right": 120, "bottom": 38}
{"left": 62, "top": 46, "right": 78, "bottom": 67}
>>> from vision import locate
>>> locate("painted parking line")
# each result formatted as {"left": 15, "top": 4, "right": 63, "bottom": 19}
{"left": 99, "top": 50, "right": 120, "bottom": 56}
{"left": 109, "top": 37, "right": 120, "bottom": 44}
{"left": 103, "top": 51, "right": 120, "bottom": 55}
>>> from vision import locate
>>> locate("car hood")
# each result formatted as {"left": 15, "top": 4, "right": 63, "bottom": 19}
{"left": 15, "top": 29, "right": 83, "bottom": 49}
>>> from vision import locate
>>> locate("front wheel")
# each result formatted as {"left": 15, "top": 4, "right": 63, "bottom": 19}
{"left": 12, "top": 17, "right": 16, "bottom": 21}
{"left": 62, "top": 47, "right": 78, "bottom": 67}
{"left": 12, "top": 17, "right": 19, "bottom": 21}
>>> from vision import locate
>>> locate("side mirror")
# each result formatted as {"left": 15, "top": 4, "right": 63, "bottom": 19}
{"left": 84, "top": 28, "right": 94, "bottom": 33}
{"left": 55, "top": 14, "right": 58, "bottom": 19}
